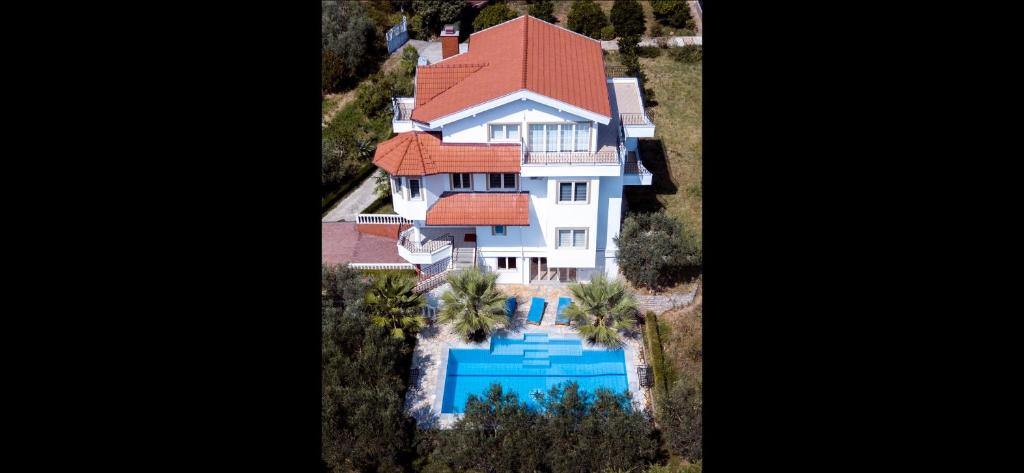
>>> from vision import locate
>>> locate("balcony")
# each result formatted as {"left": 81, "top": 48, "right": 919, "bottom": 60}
{"left": 623, "top": 150, "right": 652, "bottom": 186}
{"left": 397, "top": 226, "right": 454, "bottom": 265}
{"left": 392, "top": 97, "right": 416, "bottom": 133}
{"left": 518, "top": 124, "right": 625, "bottom": 177}
{"left": 610, "top": 78, "right": 656, "bottom": 139}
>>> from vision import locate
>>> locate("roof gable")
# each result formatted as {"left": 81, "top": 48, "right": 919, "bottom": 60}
{"left": 410, "top": 16, "right": 611, "bottom": 124}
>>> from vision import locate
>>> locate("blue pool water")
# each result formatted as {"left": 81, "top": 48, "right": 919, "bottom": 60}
{"left": 440, "top": 333, "right": 629, "bottom": 413}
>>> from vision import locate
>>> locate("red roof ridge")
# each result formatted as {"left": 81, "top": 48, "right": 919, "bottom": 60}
{"left": 521, "top": 15, "right": 529, "bottom": 88}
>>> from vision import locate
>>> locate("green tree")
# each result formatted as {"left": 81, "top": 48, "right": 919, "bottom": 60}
{"left": 400, "top": 44, "right": 420, "bottom": 77}
{"left": 322, "top": 1, "right": 385, "bottom": 93}
{"left": 412, "top": 0, "right": 464, "bottom": 36}
{"left": 321, "top": 265, "right": 415, "bottom": 472}
{"left": 567, "top": 0, "right": 609, "bottom": 39}
{"left": 437, "top": 268, "right": 508, "bottom": 342}
{"left": 615, "top": 211, "right": 702, "bottom": 289}
{"left": 562, "top": 273, "right": 638, "bottom": 347}
{"left": 528, "top": 0, "right": 557, "bottom": 23}
{"left": 611, "top": 0, "right": 646, "bottom": 38}
{"left": 374, "top": 170, "right": 392, "bottom": 199}
{"left": 366, "top": 271, "right": 427, "bottom": 339}
{"left": 473, "top": 2, "right": 517, "bottom": 31}
{"left": 652, "top": 0, "right": 694, "bottom": 29}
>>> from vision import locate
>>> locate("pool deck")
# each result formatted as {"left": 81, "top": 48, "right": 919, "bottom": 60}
{"left": 405, "top": 283, "right": 648, "bottom": 428}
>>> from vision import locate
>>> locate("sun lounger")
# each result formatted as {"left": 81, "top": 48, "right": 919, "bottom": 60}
{"left": 526, "top": 297, "right": 545, "bottom": 325}
{"left": 555, "top": 296, "right": 572, "bottom": 325}
{"left": 505, "top": 296, "right": 517, "bottom": 319}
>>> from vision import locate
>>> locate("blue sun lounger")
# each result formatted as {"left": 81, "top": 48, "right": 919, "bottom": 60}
{"left": 526, "top": 297, "right": 545, "bottom": 325}
{"left": 555, "top": 296, "right": 572, "bottom": 325}
{"left": 505, "top": 296, "right": 517, "bottom": 319}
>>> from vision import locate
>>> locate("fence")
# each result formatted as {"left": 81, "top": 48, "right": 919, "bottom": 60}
{"left": 348, "top": 263, "right": 415, "bottom": 270}
{"left": 386, "top": 16, "right": 409, "bottom": 54}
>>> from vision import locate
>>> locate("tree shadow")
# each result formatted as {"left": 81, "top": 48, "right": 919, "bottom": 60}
{"left": 624, "top": 139, "right": 677, "bottom": 214}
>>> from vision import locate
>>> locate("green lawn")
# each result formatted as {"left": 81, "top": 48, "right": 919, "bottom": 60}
{"left": 360, "top": 193, "right": 394, "bottom": 215}
{"left": 609, "top": 51, "right": 702, "bottom": 236}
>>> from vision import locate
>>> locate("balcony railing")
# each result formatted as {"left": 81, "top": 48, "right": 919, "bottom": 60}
{"left": 399, "top": 228, "right": 453, "bottom": 254}
{"left": 392, "top": 97, "right": 414, "bottom": 121}
{"left": 519, "top": 135, "right": 622, "bottom": 166}
{"left": 620, "top": 112, "right": 653, "bottom": 126}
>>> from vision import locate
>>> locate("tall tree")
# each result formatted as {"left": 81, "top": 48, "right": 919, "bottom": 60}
{"left": 322, "top": 0, "right": 385, "bottom": 93}
{"left": 651, "top": 0, "right": 694, "bottom": 29}
{"left": 611, "top": 0, "right": 646, "bottom": 38}
{"left": 366, "top": 271, "right": 427, "bottom": 339}
{"left": 528, "top": 0, "right": 557, "bottom": 23}
{"left": 567, "top": 0, "right": 609, "bottom": 39}
{"left": 412, "top": 0, "right": 464, "bottom": 36}
{"left": 472, "top": 2, "right": 518, "bottom": 32}
{"left": 615, "top": 211, "right": 702, "bottom": 289}
{"left": 562, "top": 273, "right": 638, "bottom": 347}
{"left": 437, "top": 268, "right": 508, "bottom": 342}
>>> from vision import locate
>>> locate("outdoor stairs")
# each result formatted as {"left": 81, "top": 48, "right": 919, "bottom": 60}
{"left": 453, "top": 246, "right": 476, "bottom": 270}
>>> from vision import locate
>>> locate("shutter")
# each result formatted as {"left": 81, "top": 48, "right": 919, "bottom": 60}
{"left": 574, "top": 182, "right": 587, "bottom": 201}
{"left": 559, "top": 230, "right": 571, "bottom": 248}
{"left": 573, "top": 230, "right": 586, "bottom": 248}
{"left": 559, "top": 182, "right": 572, "bottom": 201}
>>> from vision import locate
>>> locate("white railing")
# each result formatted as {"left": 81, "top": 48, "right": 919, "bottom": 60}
{"left": 620, "top": 112, "right": 653, "bottom": 126}
{"left": 413, "top": 271, "right": 450, "bottom": 293}
{"left": 349, "top": 263, "right": 416, "bottom": 270}
{"left": 392, "top": 97, "right": 414, "bottom": 122}
{"left": 399, "top": 227, "right": 454, "bottom": 254}
{"left": 356, "top": 214, "right": 410, "bottom": 225}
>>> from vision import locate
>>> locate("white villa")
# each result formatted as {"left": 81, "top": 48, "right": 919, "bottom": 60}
{"left": 329, "top": 15, "right": 654, "bottom": 291}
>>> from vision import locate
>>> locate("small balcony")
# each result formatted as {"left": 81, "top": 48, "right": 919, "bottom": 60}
{"left": 392, "top": 97, "right": 415, "bottom": 133}
{"left": 623, "top": 149, "right": 652, "bottom": 186}
{"left": 397, "top": 226, "right": 454, "bottom": 265}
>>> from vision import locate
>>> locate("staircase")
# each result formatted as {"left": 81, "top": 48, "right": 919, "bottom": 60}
{"left": 453, "top": 246, "right": 476, "bottom": 270}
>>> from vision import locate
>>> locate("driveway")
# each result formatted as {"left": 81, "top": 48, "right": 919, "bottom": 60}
{"left": 322, "top": 175, "right": 378, "bottom": 222}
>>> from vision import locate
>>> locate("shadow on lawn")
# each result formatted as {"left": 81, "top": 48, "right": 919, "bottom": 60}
{"left": 624, "top": 139, "right": 677, "bottom": 214}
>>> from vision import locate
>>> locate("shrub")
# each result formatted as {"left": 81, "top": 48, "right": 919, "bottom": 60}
{"left": 652, "top": 0, "right": 693, "bottom": 28}
{"left": 412, "top": 0, "right": 464, "bottom": 36}
{"left": 650, "top": 23, "right": 664, "bottom": 37}
{"left": 660, "top": 376, "right": 703, "bottom": 461}
{"left": 615, "top": 211, "right": 702, "bottom": 290}
{"left": 472, "top": 2, "right": 517, "bottom": 31}
{"left": 600, "top": 25, "right": 617, "bottom": 40}
{"left": 399, "top": 45, "right": 419, "bottom": 77}
{"left": 610, "top": 0, "right": 646, "bottom": 38}
{"left": 528, "top": 0, "right": 557, "bottom": 23}
{"left": 637, "top": 46, "right": 662, "bottom": 58}
{"left": 322, "top": 1, "right": 385, "bottom": 93}
{"left": 356, "top": 72, "right": 414, "bottom": 120}
{"left": 669, "top": 44, "right": 702, "bottom": 63}
{"left": 567, "top": 0, "right": 609, "bottom": 39}
{"left": 644, "top": 312, "right": 670, "bottom": 403}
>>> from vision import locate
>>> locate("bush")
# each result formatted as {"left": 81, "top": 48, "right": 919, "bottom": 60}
{"left": 660, "top": 376, "right": 703, "bottom": 461}
{"left": 356, "top": 72, "right": 414, "bottom": 120}
{"left": 472, "top": 2, "right": 517, "bottom": 31}
{"left": 600, "top": 25, "right": 617, "bottom": 40}
{"left": 651, "top": 0, "right": 693, "bottom": 28}
{"left": 611, "top": 0, "right": 646, "bottom": 38}
{"left": 528, "top": 0, "right": 557, "bottom": 23}
{"left": 644, "top": 312, "right": 670, "bottom": 403}
{"left": 412, "top": 0, "right": 464, "bottom": 37}
{"left": 399, "top": 45, "right": 419, "bottom": 77}
{"left": 615, "top": 211, "right": 702, "bottom": 290}
{"left": 638, "top": 46, "right": 662, "bottom": 58}
{"left": 650, "top": 23, "right": 664, "bottom": 37}
{"left": 669, "top": 44, "right": 702, "bottom": 63}
{"left": 567, "top": 0, "right": 609, "bottom": 39}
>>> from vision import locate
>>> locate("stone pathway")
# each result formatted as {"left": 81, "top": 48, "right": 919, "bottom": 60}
{"left": 321, "top": 175, "right": 378, "bottom": 222}
{"left": 635, "top": 287, "right": 698, "bottom": 314}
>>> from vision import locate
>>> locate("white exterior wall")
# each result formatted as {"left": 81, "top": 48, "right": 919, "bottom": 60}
{"left": 442, "top": 99, "right": 595, "bottom": 149}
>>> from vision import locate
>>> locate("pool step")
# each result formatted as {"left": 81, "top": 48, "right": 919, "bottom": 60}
{"left": 522, "top": 359, "right": 551, "bottom": 367}
{"left": 523, "top": 350, "right": 549, "bottom": 359}
{"left": 523, "top": 333, "right": 549, "bottom": 344}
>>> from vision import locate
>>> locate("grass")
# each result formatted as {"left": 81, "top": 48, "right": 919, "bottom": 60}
{"left": 658, "top": 302, "right": 702, "bottom": 384}
{"left": 606, "top": 51, "right": 702, "bottom": 236}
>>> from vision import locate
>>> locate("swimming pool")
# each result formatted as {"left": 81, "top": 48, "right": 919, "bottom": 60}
{"left": 440, "top": 333, "right": 629, "bottom": 413}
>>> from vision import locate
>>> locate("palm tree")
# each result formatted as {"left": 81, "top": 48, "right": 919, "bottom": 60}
{"left": 562, "top": 273, "right": 639, "bottom": 347}
{"left": 438, "top": 268, "right": 508, "bottom": 342}
{"left": 365, "top": 271, "right": 427, "bottom": 339}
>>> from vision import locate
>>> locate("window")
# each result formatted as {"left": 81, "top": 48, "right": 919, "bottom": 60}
{"left": 488, "top": 124, "right": 520, "bottom": 141}
{"left": 557, "top": 229, "right": 587, "bottom": 249}
{"left": 451, "top": 173, "right": 472, "bottom": 190}
{"left": 558, "top": 181, "right": 588, "bottom": 203}
{"left": 392, "top": 177, "right": 402, "bottom": 196}
{"left": 497, "top": 257, "right": 517, "bottom": 270}
{"left": 492, "top": 225, "right": 507, "bottom": 236}
{"left": 408, "top": 178, "right": 422, "bottom": 200}
{"left": 488, "top": 173, "right": 517, "bottom": 190}
{"left": 527, "top": 122, "right": 592, "bottom": 152}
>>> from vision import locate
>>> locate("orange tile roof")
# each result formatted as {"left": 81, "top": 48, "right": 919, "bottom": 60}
{"left": 411, "top": 16, "right": 611, "bottom": 123}
{"left": 426, "top": 192, "right": 531, "bottom": 226}
{"left": 373, "top": 132, "right": 520, "bottom": 176}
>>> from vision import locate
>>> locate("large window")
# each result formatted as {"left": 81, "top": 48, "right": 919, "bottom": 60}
{"left": 451, "top": 173, "right": 472, "bottom": 190}
{"left": 408, "top": 178, "right": 422, "bottom": 200}
{"left": 496, "top": 257, "right": 517, "bottom": 270}
{"left": 489, "top": 124, "right": 520, "bottom": 141}
{"left": 488, "top": 173, "right": 517, "bottom": 190}
{"left": 558, "top": 181, "right": 588, "bottom": 203}
{"left": 557, "top": 228, "right": 588, "bottom": 249}
{"left": 528, "top": 122, "right": 591, "bottom": 152}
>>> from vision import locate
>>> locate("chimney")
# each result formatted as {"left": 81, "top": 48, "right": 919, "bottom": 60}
{"left": 440, "top": 23, "right": 459, "bottom": 60}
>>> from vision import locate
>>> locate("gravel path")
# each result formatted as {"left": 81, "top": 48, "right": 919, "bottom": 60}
{"left": 322, "top": 176, "right": 378, "bottom": 222}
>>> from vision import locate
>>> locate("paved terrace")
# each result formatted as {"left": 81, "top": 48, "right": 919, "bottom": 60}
{"left": 405, "top": 283, "right": 648, "bottom": 428}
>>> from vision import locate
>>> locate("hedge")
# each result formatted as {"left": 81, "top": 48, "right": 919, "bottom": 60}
{"left": 644, "top": 311, "right": 671, "bottom": 407}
